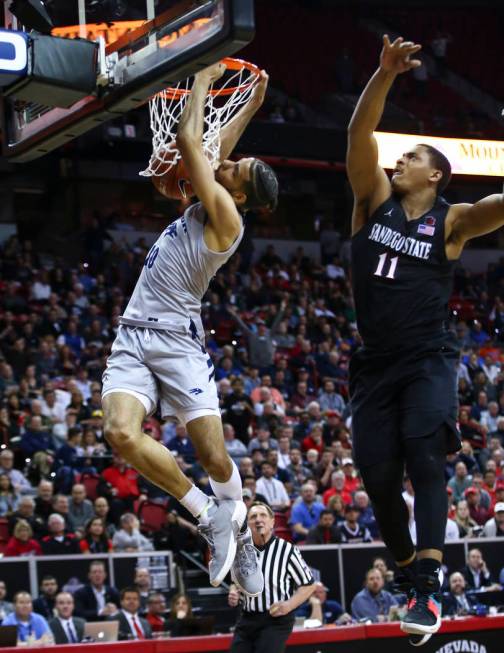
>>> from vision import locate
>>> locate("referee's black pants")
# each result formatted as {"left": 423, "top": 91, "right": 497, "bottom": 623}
{"left": 230, "top": 611, "right": 295, "bottom": 653}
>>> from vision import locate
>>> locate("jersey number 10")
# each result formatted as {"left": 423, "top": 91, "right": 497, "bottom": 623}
{"left": 374, "top": 252, "right": 398, "bottom": 279}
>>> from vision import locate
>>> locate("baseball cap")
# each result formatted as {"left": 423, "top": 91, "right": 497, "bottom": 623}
{"left": 342, "top": 458, "right": 354, "bottom": 466}
{"left": 242, "top": 489, "right": 253, "bottom": 499}
{"left": 91, "top": 409, "right": 103, "bottom": 418}
{"left": 464, "top": 486, "right": 478, "bottom": 496}
{"left": 326, "top": 410, "right": 341, "bottom": 418}
{"left": 494, "top": 502, "right": 504, "bottom": 513}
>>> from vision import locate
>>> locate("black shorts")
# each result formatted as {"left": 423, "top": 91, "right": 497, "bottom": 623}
{"left": 349, "top": 333, "right": 461, "bottom": 467}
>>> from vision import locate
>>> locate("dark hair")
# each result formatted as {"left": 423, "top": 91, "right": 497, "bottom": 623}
{"left": 242, "top": 159, "right": 279, "bottom": 212}
{"left": 319, "top": 509, "right": 333, "bottom": 519}
{"left": 418, "top": 144, "right": 452, "bottom": 193}
{"left": 169, "top": 592, "right": 193, "bottom": 620}
{"left": 41, "top": 575, "right": 57, "bottom": 583}
{"left": 84, "top": 517, "right": 109, "bottom": 549}
{"left": 120, "top": 586, "right": 140, "bottom": 600}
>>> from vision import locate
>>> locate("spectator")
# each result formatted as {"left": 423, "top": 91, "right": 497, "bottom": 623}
{"left": 464, "top": 486, "right": 491, "bottom": 526}
{"left": 286, "top": 448, "right": 311, "bottom": 496}
{"left": 454, "top": 499, "right": 479, "bottom": 538}
{"left": 461, "top": 548, "right": 499, "bottom": 591}
{"left": 133, "top": 568, "right": 152, "bottom": 613}
{"left": 223, "top": 423, "right": 248, "bottom": 463}
{"left": 20, "top": 415, "right": 54, "bottom": 477}
{"left": 8, "top": 496, "right": 46, "bottom": 538}
{"left": 0, "top": 473, "right": 20, "bottom": 516}
{"left": 255, "top": 462, "right": 290, "bottom": 511}
{"left": 341, "top": 458, "right": 360, "bottom": 494}
{"left": 296, "top": 581, "right": 349, "bottom": 624}
{"left": 228, "top": 303, "right": 285, "bottom": 370}
{"left": 73, "top": 560, "right": 120, "bottom": 621}
{"left": 318, "top": 380, "right": 346, "bottom": 414}
{"left": 247, "top": 426, "right": 278, "bottom": 454}
{"left": 447, "top": 462, "right": 473, "bottom": 502}
{"left": 54, "top": 427, "right": 83, "bottom": 472}
{"left": 102, "top": 453, "right": 142, "bottom": 520}
{"left": 482, "top": 501, "right": 504, "bottom": 537}
{"left": 167, "top": 593, "right": 194, "bottom": 637}
{"left": 322, "top": 470, "right": 352, "bottom": 506}
{"left": 80, "top": 517, "right": 113, "bottom": 554}
{"left": 3, "top": 591, "right": 54, "bottom": 644}
{"left": 339, "top": 504, "right": 373, "bottom": 543}
{"left": 41, "top": 514, "right": 80, "bottom": 555}
{"left": 94, "top": 496, "right": 116, "bottom": 538}
{"left": 33, "top": 576, "right": 59, "bottom": 620}
{"left": 327, "top": 494, "right": 346, "bottom": 524}
{"left": 165, "top": 425, "right": 196, "bottom": 462}
{"left": 153, "top": 508, "right": 200, "bottom": 554}
{"left": 145, "top": 593, "right": 169, "bottom": 634}
{"left": 112, "top": 587, "right": 152, "bottom": 641}
{"left": 290, "top": 483, "right": 325, "bottom": 541}
{"left": 351, "top": 569, "right": 398, "bottom": 623}
{"left": 372, "top": 557, "right": 395, "bottom": 593}
{"left": 306, "top": 509, "right": 342, "bottom": 544}
{"left": 443, "top": 572, "right": 483, "bottom": 617}
{"left": 112, "top": 513, "right": 154, "bottom": 552}
{"left": 354, "top": 491, "right": 379, "bottom": 539}
{"left": 34, "top": 480, "right": 54, "bottom": 522}
{"left": 52, "top": 494, "right": 77, "bottom": 533}
{"left": 4, "top": 519, "right": 42, "bottom": 556}
{"left": 68, "top": 483, "right": 94, "bottom": 532}
{"left": 301, "top": 424, "right": 325, "bottom": 456}
{"left": 222, "top": 377, "right": 255, "bottom": 442}
{"left": 0, "top": 449, "right": 31, "bottom": 493}
{"left": 49, "top": 592, "right": 85, "bottom": 644}
{"left": 0, "top": 581, "right": 13, "bottom": 622}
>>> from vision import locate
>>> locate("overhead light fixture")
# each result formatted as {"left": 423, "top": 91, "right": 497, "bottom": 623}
{"left": 7, "top": 0, "right": 54, "bottom": 34}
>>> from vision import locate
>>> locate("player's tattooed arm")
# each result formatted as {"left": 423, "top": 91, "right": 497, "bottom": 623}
{"left": 219, "top": 70, "right": 269, "bottom": 161}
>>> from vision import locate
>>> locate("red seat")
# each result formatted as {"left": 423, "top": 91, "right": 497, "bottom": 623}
{"left": 274, "top": 511, "right": 289, "bottom": 529}
{"left": 80, "top": 472, "right": 100, "bottom": 501}
{"left": 274, "top": 527, "right": 293, "bottom": 543}
{"left": 138, "top": 500, "right": 167, "bottom": 534}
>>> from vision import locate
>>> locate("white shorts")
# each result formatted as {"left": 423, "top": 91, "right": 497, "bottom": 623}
{"left": 102, "top": 324, "right": 220, "bottom": 425}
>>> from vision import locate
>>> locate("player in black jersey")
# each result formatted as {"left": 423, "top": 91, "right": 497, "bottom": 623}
{"left": 347, "top": 35, "right": 504, "bottom": 645}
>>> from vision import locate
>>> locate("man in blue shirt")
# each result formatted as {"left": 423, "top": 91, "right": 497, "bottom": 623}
{"left": 3, "top": 591, "right": 53, "bottom": 645}
{"left": 296, "top": 582, "right": 349, "bottom": 624}
{"left": 351, "top": 569, "right": 398, "bottom": 623}
{"left": 289, "top": 483, "right": 325, "bottom": 542}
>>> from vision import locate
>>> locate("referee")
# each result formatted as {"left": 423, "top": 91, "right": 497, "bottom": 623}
{"left": 228, "top": 502, "right": 315, "bottom": 653}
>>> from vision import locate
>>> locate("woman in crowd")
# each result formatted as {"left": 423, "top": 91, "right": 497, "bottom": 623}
{"left": 79, "top": 517, "right": 113, "bottom": 554}
{"left": 4, "top": 520, "right": 42, "bottom": 556}
{"left": 0, "top": 473, "right": 20, "bottom": 516}
{"left": 454, "top": 499, "right": 478, "bottom": 538}
{"left": 327, "top": 494, "right": 346, "bottom": 524}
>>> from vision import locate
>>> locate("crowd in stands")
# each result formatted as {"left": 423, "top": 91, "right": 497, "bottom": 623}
{"left": 0, "top": 231, "right": 503, "bottom": 634}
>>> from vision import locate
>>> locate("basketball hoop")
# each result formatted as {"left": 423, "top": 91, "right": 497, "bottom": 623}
{"left": 139, "top": 57, "right": 260, "bottom": 178}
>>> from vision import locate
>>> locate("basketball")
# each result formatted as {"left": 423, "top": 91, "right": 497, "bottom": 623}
{"left": 152, "top": 158, "right": 195, "bottom": 200}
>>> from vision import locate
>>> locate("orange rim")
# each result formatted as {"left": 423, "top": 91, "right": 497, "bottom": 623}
{"left": 161, "top": 57, "right": 260, "bottom": 100}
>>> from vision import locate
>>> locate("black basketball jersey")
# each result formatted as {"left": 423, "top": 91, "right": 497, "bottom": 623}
{"left": 351, "top": 194, "right": 457, "bottom": 351}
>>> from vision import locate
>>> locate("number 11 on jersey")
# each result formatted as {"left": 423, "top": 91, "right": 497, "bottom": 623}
{"left": 374, "top": 252, "right": 399, "bottom": 279}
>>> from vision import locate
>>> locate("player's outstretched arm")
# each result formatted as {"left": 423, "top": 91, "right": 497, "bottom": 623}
{"left": 446, "top": 194, "right": 504, "bottom": 259}
{"left": 177, "top": 63, "right": 242, "bottom": 251}
{"left": 347, "top": 36, "right": 421, "bottom": 233}
{"left": 219, "top": 70, "right": 269, "bottom": 161}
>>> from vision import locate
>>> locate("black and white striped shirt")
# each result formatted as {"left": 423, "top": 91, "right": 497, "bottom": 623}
{"left": 242, "top": 536, "right": 314, "bottom": 613}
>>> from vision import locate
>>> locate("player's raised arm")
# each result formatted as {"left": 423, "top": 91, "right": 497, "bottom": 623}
{"left": 176, "top": 63, "right": 242, "bottom": 250}
{"left": 347, "top": 36, "right": 422, "bottom": 233}
{"left": 218, "top": 70, "right": 269, "bottom": 162}
{"left": 446, "top": 194, "right": 504, "bottom": 258}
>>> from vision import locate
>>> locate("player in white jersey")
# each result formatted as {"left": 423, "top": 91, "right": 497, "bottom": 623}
{"left": 101, "top": 63, "right": 278, "bottom": 594}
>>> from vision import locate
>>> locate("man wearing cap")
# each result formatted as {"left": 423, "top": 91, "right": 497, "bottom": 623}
{"left": 339, "top": 504, "right": 373, "bottom": 543}
{"left": 481, "top": 501, "right": 504, "bottom": 537}
{"left": 464, "top": 486, "right": 491, "bottom": 525}
{"left": 341, "top": 458, "right": 360, "bottom": 494}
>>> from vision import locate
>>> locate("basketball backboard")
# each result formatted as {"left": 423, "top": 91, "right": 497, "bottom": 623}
{"left": 1, "top": 0, "right": 255, "bottom": 162}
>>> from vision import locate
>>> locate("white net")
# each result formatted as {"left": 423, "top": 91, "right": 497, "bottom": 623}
{"left": 139, "top": 61, "right": 260, "bottom": 177}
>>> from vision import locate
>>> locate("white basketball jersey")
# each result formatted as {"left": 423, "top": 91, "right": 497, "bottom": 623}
{"left": 121, "top": 202, "right": 243, "bottom": 336}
